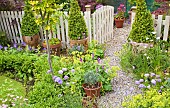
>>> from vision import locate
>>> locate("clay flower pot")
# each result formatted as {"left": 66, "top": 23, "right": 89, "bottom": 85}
{"left": 69, "top": 38, "right": 88, "bottom": 51}
{"left": 22, "top": 34, "right": 40, "bottom": 47}
{"left": 82, "top": 82, "right": 102, "bottom": 98}
{"left": 114, "top": 18, "right": 125, "bottom": 28}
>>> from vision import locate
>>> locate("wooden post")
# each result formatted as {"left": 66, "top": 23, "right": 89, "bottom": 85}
{"left": 85, "top": 5, "right": 91, "bottom": 42}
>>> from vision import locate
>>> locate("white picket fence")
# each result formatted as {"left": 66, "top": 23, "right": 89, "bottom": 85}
{"left": 0, "top": 5, "right": 114, "bottom": 48}
{"left": 131, "top": 12, "right": 170, "bottom": 41}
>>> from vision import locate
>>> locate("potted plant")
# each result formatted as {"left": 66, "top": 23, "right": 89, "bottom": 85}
{"left": 42, "top": 38, "right": 61, "bottom": 55}
{"left": 68, "top": 0, "right": 88, "bottom": 51}
{"left": 82, "top": 71, "right": 102, "bottom": 98}
{"left": 128, "top": 0, "right": 155, "bottom": 48}
{"left": 21, "top": 1, "right": 40, "bottom": 47}
{"left": 114, "top": 4, "right": 126, "bottom": 28}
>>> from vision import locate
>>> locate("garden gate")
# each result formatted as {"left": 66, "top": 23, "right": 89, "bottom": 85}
{"left": 0, "top": 5, "right": 114, "bottom": 48}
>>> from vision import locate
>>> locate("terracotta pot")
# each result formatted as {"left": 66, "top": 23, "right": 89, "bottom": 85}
{"left": 114, "top": 18, "right": 125, "bottom": 28}
{"left": 69, "top": 38, "right": 88, "bottom": 51}
{"left": 42, "top": 42, "right": 61, "bottom": 56}
{"left": 22, "top": 34, "right": 40, "bottom": 47}
{"left": 82, "top": 82, "right": 102, "bottom": 98}
{"left": 42, "top": 42, "right": 61, "bottom": 49}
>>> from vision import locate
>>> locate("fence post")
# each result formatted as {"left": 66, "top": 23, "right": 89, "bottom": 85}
{"left": 85, "top": 5, "right": 91, "bottom": 42}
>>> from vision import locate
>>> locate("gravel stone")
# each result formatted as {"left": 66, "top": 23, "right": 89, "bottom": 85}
{"left": 97, "top": 22, "right": 142, "bottom": 108}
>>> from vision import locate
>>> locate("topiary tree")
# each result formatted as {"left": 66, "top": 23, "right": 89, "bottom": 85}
{"left": 21, "top": 1, "right": 39, "bottom": 36}
{"left": 68, "top": 0, "right": 88, "bottom": 40}
{"left": 128, "top": 0, "right": 155, "bottom": 43}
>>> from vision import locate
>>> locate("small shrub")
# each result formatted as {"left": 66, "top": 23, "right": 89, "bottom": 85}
{"left": 128, "top": 0, "right": 155, "bottom": 43}
{"left": 68, "top": 0, "right": 88, "bottom": 40}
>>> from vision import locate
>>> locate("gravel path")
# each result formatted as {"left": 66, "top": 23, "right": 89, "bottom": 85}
{"left": 98, "top": 22, "right": 142, "bottom": 108}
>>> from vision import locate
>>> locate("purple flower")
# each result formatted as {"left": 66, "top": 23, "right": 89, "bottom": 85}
{"left": 57, "top": 79, "right": 63, "bottom": 84}
{"left": 77, "top": 46, "right": 81, "bottom": 51}
{"left": 144, "top": 73, "right": 150, "bottom": 77}
{"left": 156, "top": 79, "right": 161, "bottom": 82}
{"left": 150, "top": 73, "right": 156, "bottom": 77}
{"left": 28, "top": 46, "right": 32, "bottom": 50}
{"left": 102, "top": 65, "right": 105, "bottom": 69}
{"left": 135, "top": 81, "right": 140, "bottom": 85}
{"left": 13, "top": 43, "right": 17, "bottom": 48}
{"left": 80, "top": 58, "right": 83, "bottom": 62}
{"left": 158, "top": 89, "right": 162, "bottom": 93}
{"left": 43, "top": 48, "right": 46, "bottom": 50}
{"left": 96, "top": 4, "right": 103, "bottom": 9}
{"left": 156, "top": 75, "right": 160, "bottom": 78}
{"left": 4, "top": 46, "right": 8, "bottom": 50}
{"left": 139, "top": 79, "right": 144, "bottom": 83}
{"left": 96, "top": 67, "right": 99, "bottom": 72}
{"left": 138, "top": 84, "right": 146, "bottom": 89}
{"left": 47, "top": 70, "right": 52, "bottom": 74}
{"left": 151, "top": 79, "right": 156, "bottom": 85}
{"left": 64, "top": 75, "right": 69, "bottom": 80}
{"left": 21, "top": 42, "right": 26, "bottom": 46}
{"left": 0, "top": 45, "right": 3, "bottom": 50}
{"left": 62, "top": 68, "right": 67, "bottom": 72}
{"left": 71, "top": 69, "right": 75, "bottom": 73}
{"left": 97, "top": 58, "right": 100, "bottom": 63}
{"left": 92, "top": 53, "right": 94, "bottom": 59}
{"left": 17, "top": 47, "right": 22, "bottom": 51}
{"left": 160, "top": 86, "right": 164, "bottom": 89}
{"left": 53, "top": 76, "right": 57, "bottom": 80}
{"left": 128, "top": 21, "right": 131, "bottom": 24}
{"left": 58, "top": 70, "right": 63, "bottom": 74}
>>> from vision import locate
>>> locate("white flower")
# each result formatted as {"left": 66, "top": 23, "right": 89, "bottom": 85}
{"left": 144, "top": 73, "right": 150, "bottom": 77}
{"left": 151, "top": 79, "right": 156, "bottom": 85}
{"left": 151, "top": 32, "right": 157, "bottom": 35}
{"left": 156, "top": 37, "right": 160, "bottom": 40}
{"left": 147, "top": 85, "right": 150, "bottom": 89}
{"left": 58, "top": 70, "right": 63, "bottom": 74}
{"left": 144, "top": 53, "right": 147, "bottom": 56}
{"left": 139, "top": 79, "right": 144, "bottom": 83}
{"left": 146, "top": 37, "right": 149, "bottom": 40}
{"left": 62, "top": 68, "right": 67, "bottom": 72}
{"left": 147, "top": 56, "right": 150, "bottom": 59}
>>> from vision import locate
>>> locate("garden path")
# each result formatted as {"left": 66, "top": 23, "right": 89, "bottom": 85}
{"left": 98, "top": 22, "right": 142, "bottom": 108}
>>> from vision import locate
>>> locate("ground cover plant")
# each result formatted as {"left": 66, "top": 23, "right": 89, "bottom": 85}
{"left": 0, "top": 42, "right": 118, "bottom": 107}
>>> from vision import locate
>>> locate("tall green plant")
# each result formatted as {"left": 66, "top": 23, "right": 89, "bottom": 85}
{"left": 21, "top": 1, "right": 39, "bottom": 36}
{"left": 128, "top": 0, "right": 155, "bottom": 43}
{"left": 68, "top": 0, "right": 88, "bottom": 40}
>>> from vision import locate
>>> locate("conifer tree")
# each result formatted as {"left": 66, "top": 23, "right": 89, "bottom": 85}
{"left": 128, "top": 0, "right": 155, "bottom": 43}
{"left": 68, "top": 0, "right": 88, "bottom": 40}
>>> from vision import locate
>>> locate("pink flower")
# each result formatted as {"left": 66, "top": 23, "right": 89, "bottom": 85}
{"left": 120, "top": 4, "right": 125, "bottom": 8}
{"left": 117, "top": 7, "right": 121, "bottom": 11}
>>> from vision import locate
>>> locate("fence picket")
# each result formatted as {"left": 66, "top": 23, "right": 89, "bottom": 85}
{"left": 0, "top": 6, "right": 115, "bottom": 47}
{"left": 163, "top": 16, "right": 170, "bottom": 41}
{"left": 157, "top": 15, "right": 163, "bottom": 38}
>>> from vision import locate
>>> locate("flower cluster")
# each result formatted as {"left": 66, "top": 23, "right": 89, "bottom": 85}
{"left": 135, "top": 72, "right": 163, "bottom": 90}
{"left": 0, "top": 94, "right": 28, "bottom": 108}
{"left": 115, "top": 4, "right": 126, "bottom": 19}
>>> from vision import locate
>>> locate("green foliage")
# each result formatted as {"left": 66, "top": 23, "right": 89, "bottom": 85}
{"left": 68, "top": 0, "right": 88, "bottom": 40}
{"left": 0, "top": 31, "right": 10, "bottom": 46}
{"left": 122, "top": 89, "right": 170, "bottom": 108}
{"left": 164, "top": 78, "right": 170, "bottom": 89}
{"left": 84, "top": 71, "right": 99, "bottom": 86}
{"left": 68, "top": 45, "right": 85, "bottom": 55}
{"left": 128, "top": 0, "right": 155, "bottom": 43}
{"left": 0, "top": 76, "right": 27, "bottom": 107}
{"left": 0, "top": 47, "right": 38, "bottom": 84}
{"left": 21, "top": 1, "right": 39, "bottom": 36}
{"left": 119, "top": 42, "right": 170, "bottom": 77}
{"left": 43, "top": 38, "right": 60, "bottom": 45}
{"left": 87, "top": 40, "right": 104, "bottom": 59}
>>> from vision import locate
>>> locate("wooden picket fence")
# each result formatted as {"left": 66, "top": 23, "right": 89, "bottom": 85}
{"left": 131, "top": 12, "right": 170, "bottom": 41}
{"left": 0, "top": 6, "right": 114, "bottom": 48}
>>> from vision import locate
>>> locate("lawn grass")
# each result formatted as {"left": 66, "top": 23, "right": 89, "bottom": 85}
{"left": 0, "top": 75, "right": 26, "bottom": 105}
